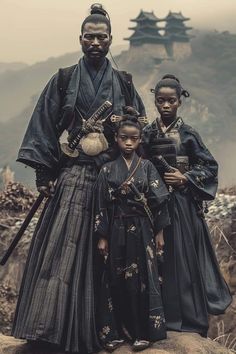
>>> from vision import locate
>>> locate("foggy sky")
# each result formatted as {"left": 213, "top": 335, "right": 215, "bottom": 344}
{"left": 1, "top": 0, "right": 236, "bottom": 64}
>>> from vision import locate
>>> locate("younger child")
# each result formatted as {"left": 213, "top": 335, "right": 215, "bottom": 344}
{"left": 94, "top": 115, "right": 170, "bottom": 351}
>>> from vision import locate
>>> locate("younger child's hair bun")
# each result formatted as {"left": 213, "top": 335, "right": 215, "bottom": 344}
{"left": 123, "top": 106, "right": 139, "bottom": 118}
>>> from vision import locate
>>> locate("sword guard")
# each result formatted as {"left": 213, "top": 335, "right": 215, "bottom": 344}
{"left": 110, "top": 115, "right": 122, "bottom": 123}
{"left": 138, "top": 116, "right": 149, "bottom": 125}
{"left": 61, "top": 143, "right": 80, "bottom": 158}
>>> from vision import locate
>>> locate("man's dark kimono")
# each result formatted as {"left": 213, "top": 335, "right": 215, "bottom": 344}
{"left": 12, "top": 57, "right": 145, "bottom": 353}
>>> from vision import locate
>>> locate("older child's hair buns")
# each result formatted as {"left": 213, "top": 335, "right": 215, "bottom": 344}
{"left": 162, "top": 74, "right": 180, "bottom": 83}
{"left": 152, "top": 74, "right": 190, "bottom": 98}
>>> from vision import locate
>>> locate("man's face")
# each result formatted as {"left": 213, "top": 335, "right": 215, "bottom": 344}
{"left": 80, "top": 22, "right": 112, "bottom": 60}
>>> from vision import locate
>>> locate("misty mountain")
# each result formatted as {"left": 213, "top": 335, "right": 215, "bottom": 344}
{"left": 0, "top": 32, "right": 236, "bottom": 186}
{"left": 0, "top": 62, "right": 28, "bottom": 75}
{"left": 0, "top": 45, "right": 127, "bottom": 123}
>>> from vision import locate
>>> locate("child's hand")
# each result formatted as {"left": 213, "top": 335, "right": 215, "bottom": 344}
{"left": 155, "top": 230, "right": 164, "bottom": 264}
{"left": 98, "top": 238, "right": 108, "bottom": 257}
{"left": 155, "top": 230, "right": 164, "bottom": 252}
{"left": 164, "top": 168, "right": 188, "bottom": 186}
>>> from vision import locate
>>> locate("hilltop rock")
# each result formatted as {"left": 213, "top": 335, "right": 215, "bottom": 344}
{"left": 0, "top": 332, "right": 233, "bottom": 354}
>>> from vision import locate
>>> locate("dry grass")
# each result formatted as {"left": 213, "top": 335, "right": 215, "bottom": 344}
{"left": 212, "top": 320, "right": 236, "bottom": 353}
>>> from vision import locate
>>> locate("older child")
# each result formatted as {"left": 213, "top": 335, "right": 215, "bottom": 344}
{"left": 143, "top": 74, "right": 231, "bottom": 337}
{"left": 94, "top": 115, "right": 170, "bottom": 351}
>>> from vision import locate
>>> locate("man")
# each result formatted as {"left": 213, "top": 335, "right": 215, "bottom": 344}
{"left": 12, "top": 4, "right": 145, "bottom": 353}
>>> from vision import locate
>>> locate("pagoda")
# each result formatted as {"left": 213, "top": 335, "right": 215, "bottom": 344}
{"left": 164, "top": 11, "right": 192, "bottom": 42}
{"left": 124, "top": 10, "right": 168, "bottom": 61}
{"left": 124, "top": 10, "right": 193, "bottom": 63}
{"left": 124, "top": 10, "right": 166, "bottom": 46}
{"left": 162, "top": 11, "right": 192, "bottom": 59}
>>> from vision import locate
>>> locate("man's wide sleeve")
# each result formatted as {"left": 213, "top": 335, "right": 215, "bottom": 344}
{"left": 17, "top": 74, "right": 62, "bottom": 170}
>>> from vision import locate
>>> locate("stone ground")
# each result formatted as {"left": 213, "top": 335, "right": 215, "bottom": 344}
{"left": 0, "top": 332, "right": 234, "bottom": 354}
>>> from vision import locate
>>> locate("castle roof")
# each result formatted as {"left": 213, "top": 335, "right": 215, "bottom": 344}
{"left": 128, "top": 24, "right": 165, "bottom": 31}
{"left": 126, "top": 9, "right": 192, "bottom": 45}
{"left": 131, "top": 10, "right": 160, "bottom": 23}
{"left": 164, "top": 11, "right": 190, "bottom": 22}
{"left": 125, "top": 30, "right": 166, "bottom": 42}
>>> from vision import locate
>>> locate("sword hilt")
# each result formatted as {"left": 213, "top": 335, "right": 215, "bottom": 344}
{"left": 61, "top": 100, "right": 112, "bottom": 157}
{"left": 156, "top": 155, "right": 175, "bottom": 173}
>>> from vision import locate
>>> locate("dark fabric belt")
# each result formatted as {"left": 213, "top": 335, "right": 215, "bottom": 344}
{"left": 64, "top": 155, "right": 96, "bottom": 167}
{"left": 114, "top": 213, "right": 143, "bottom": 219}
{"left": 114, "top": 206, "right": 146, "bottom": 218}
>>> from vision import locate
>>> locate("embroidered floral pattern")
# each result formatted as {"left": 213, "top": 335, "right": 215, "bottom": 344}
{"left": 127, "top": 224, "right": 136, "bottom": 233}
{"left": 195, "top": 176, "right": 204, "bottom": 187}
{"left": 94, "top": 214, "right": 101, "bottom": 232}
{"left": 99, "top": 326, "right": 111, "bottom": 340}
{"left": 150, "top": 313, "right": 165, "bottom": 329}
{"left": 146, "top": 245, "right": 154, "bottom": 259}
{"left": 94, "top": 211, "right": 103, "bottom": 232}
{"left": 150, "top": 179, "right": 159, "bottom": 188}
{"left": 125, "top": 263, "right": 138, "bottom": 279}
{"left": 108, "top": 297, "right": 113, "bottom": 312}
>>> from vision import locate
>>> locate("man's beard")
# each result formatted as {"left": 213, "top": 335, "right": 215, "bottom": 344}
{"left": 83, "top": 46, "right": 109, "bottom": 60}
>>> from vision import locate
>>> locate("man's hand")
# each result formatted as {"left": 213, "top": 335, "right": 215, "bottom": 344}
{"left": 85, "top": 121, "right": 104, "bottom": 134}
{"left": 164, "top": 167, "right": 188, "bottom": 186}
{"left": 98, "top": 238, "right": 108, "bottom": 257}
{"left": 37, "top": 181, "right": 55, "bottom": 197}
{"left": 93, "top": 120, "right": 104, "bottom": 133}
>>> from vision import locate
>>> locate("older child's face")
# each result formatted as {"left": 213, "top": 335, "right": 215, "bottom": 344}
{"left": 155, "top": 87, "right": 181, "bottom": 123}
{"left": 116, "top": 126, "right": 141, "bottom": 156}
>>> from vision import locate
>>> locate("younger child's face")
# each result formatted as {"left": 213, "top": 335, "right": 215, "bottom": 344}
{"left": 155, "top": 87, "right": 181, "bottom": 123}
{"left": 116, "top": 125, "right": 141, "bottom": 156}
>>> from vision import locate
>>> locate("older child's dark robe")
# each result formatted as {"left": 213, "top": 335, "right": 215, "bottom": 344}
{"left": 143, "top": 117, "right": 232, "bottom": 336}
{"left": 94, "top": 153, "right": 170, "bottom": 342}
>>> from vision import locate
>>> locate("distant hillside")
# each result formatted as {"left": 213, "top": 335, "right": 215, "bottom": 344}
{"left": 0, "top": 62, "right": 28, "bottom": 74}
{"left": 0, "top": 52, "right": 80, "bottom": 123}
{"left": 0, "top": 32, "right": 236, "bottom": 186}
{"left": 0, "top": 44, "right": 127, "bottom": 123}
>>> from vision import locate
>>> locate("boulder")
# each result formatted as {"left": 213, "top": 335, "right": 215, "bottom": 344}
{"left": 0, "top": 332, "right": 233, "bottom": 354}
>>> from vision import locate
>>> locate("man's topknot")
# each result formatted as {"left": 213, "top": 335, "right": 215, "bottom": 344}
{"left": 90, "top": 3, "right": 107, "bottom": 16}
{"left": 81, "top": 4, "right": 111, "bottom": 34}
